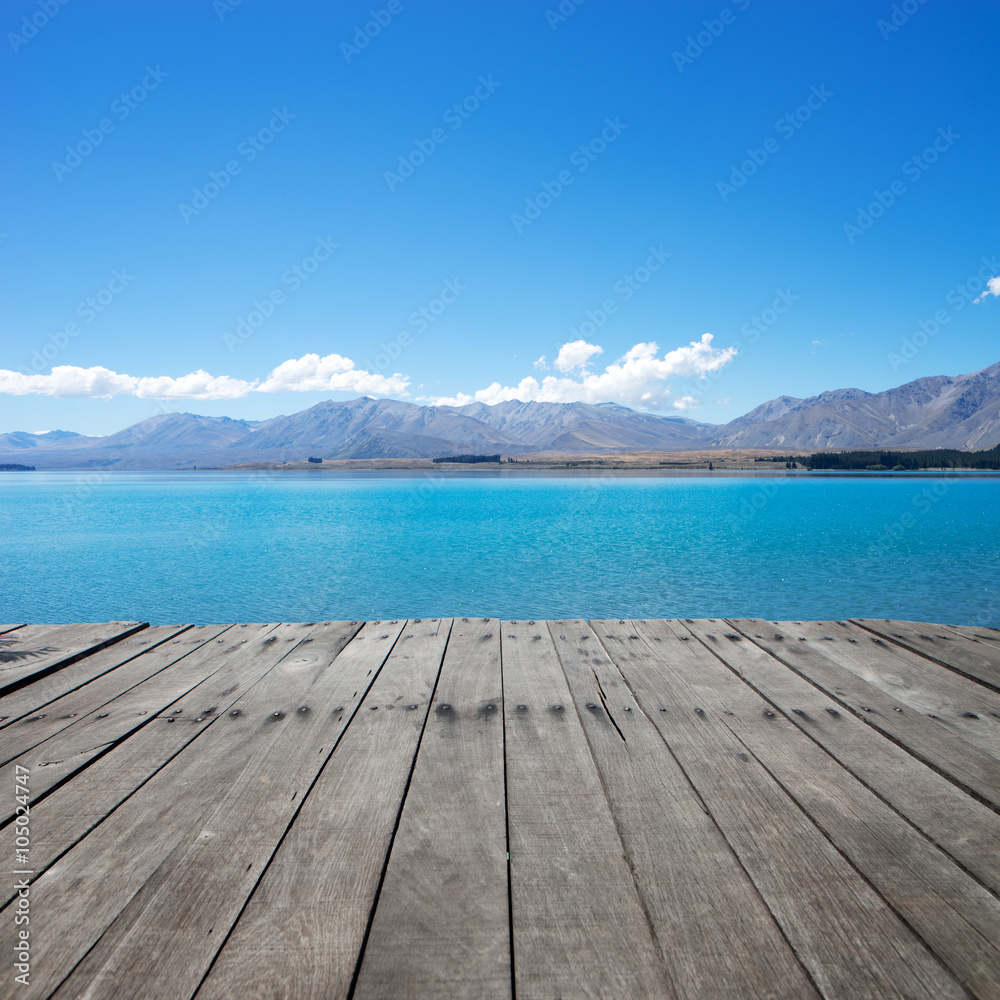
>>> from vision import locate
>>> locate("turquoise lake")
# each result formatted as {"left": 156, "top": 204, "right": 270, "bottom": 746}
{"left": 1, "top": 471, "right": 996, "bottom": 626}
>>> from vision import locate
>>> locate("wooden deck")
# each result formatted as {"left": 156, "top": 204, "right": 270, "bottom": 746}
{"left": 1, "top": 617, "right": 999, "bottom": 1000}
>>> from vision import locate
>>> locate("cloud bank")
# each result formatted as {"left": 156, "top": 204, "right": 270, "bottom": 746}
{"left": 0, "top": 354, "right": 409, "bottom": 400}
{"left": 423, "top": 334, "right": 736, "bottom": 409}
{"left": 1, "top": 335, "right": 734, "bottom": 411}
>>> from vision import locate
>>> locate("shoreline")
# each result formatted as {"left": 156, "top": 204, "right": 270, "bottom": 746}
{"left": 3, "top": 467, "right": 999, "bottom": 478}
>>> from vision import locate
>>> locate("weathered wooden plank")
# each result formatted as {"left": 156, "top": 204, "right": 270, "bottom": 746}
{"left": 670, "top": 620, "right": 1000, "bottom": 1000}
{"left": 0, "top": 624, "right": 217, "bottom": 762}
{"left": 599, "top": 619, "right": 967, "bottom": 1000}
{"left": 553, "top": 621, "right": 816, "bottom": 1000}
{"left": 853, "top": 619, "right": 1000, "bottom": 691}
{"left": 49, "top": 620, "right": 394, "bottom": 1000}
{"left": 732, "top": 620, "right": 1000, "bottom": 810}
{"left": 690, "top": 619, "right": 1000, "bottom": 897}
{"left": 501, "top": 622, "right": 678, "bottom": 1000}
{"left": 947, "top": 623, "right": 1000, "bottom": 645}
{"left": 0, "top": 624, "right": 280, "bottom": 815}
{"left": 0, "top": 624, "right": 80, "bottom": 643}
{"left": 0, "top": 624, "right": 348, "bottom": 912}
{"left": 2, "top": 622, "right": 367, "bottom": 1000}
{"left": 353, "top": 619, "right": 510, "bottom": 1000}
{"left": 0, "top": 625, "right": 25, "bottom": 634}
{"left": 198, "top": 619, "right": 450, "bottom": 1000}
{"left": 779, "top": 620, "right": 1000, "bottom": 759}
{"left": 0, "top": 621, "right": 147, "bottom": 696}
{"left": 0, "top": 624, "right": 194, "bottom": 729}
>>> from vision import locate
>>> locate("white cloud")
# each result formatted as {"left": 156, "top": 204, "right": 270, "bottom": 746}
{"left": 0, "top": 366, "right": 254, "bottom": 400}
{"left": 554, "top": 339, "right": 603, "bottom": 372}
{"left": 533, "top": 355, "right": 548, "bottom": 370}
{"left": 258, "top": 353, "right": 409, "bottom": 394}
{"left": 974, "top": 276, "right": 1000, "bottom": 304}
{"left": 0, "top": 354, "right": 409, "bottom": 400}
{"left": 136, "top": 371, "right": 256, "bottom": 399}
{"left": 423, "top": 334, "right": 736, "bottom": 410}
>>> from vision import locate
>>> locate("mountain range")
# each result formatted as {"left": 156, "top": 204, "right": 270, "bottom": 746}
{"left": 2, "top": 361, "right": 998, "bottom": 469}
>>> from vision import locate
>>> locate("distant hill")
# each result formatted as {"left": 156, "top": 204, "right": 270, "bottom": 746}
{"left": 1, "top": 361, "right": 997, "bottom": 469}
{"left": 712, "top": 361, "right": 1000, "bottom": 450}
{"left": 0, "top": 398, "right": 716, "bottom": 469}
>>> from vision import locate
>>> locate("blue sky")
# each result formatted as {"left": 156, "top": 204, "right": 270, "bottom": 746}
{"left": 2, "top": 0, "right": 998, "bottom": 436}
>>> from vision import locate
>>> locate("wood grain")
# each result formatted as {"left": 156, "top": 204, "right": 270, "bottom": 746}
{"left": 505, "top": 621, "right": 677, "bottom": 1000}
{"left": 604, "top": 619, "right": 968, "bottom": 1000}
{"left": 0, "top": 625, "right": 221, "bottom": 763}
{"left": 0, "top": 624, "right": 282, "bottom": 814}
{"left": 0, "top": 624, "right": 192, "bottom": 729}
{"left": 694, "top": 619, "right": 1000, "bottom": 896}
{"left": 198, "top": 619, "right": 451, "bottom": 1000}
{"left": 48, "top": 621, "right": 390, "bottom": 1000}
{"left": 555, "top": 620, "right": 817, "bottom": 1000}
{"left": 0, "top": 622, "right": 333, "bottom": 999}
{"left": 853, "top": 619, "right": 1000, "bottom": 691}
{"left": 0, "top": 621, "right": 147, "bottom": 696}
{"left": 353, "top": 618, "right": 510, "bottom": 1000}
{"left": 673, "top": 620, "right": 1000, "bottom": 999}
{"left": 732, "top": 619, "right": 1000, "bottom": 809}
{"left": 777, "top": 620, "right": 1000, "bottom": 758}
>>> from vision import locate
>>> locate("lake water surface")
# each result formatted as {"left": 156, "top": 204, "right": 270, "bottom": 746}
{"left": 1, "top": 471, "right": 996, "bottom": 626}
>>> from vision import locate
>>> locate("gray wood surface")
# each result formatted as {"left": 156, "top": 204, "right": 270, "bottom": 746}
{"left": 670, "top": 621, "right": 1000, "bottom": 999}
{"left": 0, "top": 622, "right": 330, "bottom": 999}
{"left": 1, "top": 617, "right": 997, "bottom": 1000}
{"left": 0, "top": 625, "right": 220, "bottom": 764}
{"left": 504, "top": 622, "right": 677, "bottom": 1000}
{"left": 556, "top": 621, "right": 818, "bottom": 1000}
{"left": 49, "top": 621, "right": 387, "bottom": 1000}
{"left": 695, "top": 619, "right": 1000, "bottom": 896}
{"left": 353, "top": 619, "right": 510, "bottom": 1000}
{"left": 0, "top": 625, "right": 354, "bottom": 914}
{"left": 946, "top": 623, "right": 1000, "bottom": 645}
{"left": 734, "top": 620, "right": 1000, "bottom": 809}
{"left": 772, "top": 620, "right": 1000, "bottom": 758}
{"left": 0, "top": 624, "right": 193, "bottom": 729}
{"left": 0, "top": 621, "right": 147, "bottom": 696}
{"left": 198, "top": 619, "right": 451, "bottom": 1000}
{"left": 0, "top": 624, "right": 282, "bottom": 814}
{"left": 853, "top": 618, "right": 1000, "bottom": 691}
{"left": 606, "top": 619, "right": 968, "bottom": 1000}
